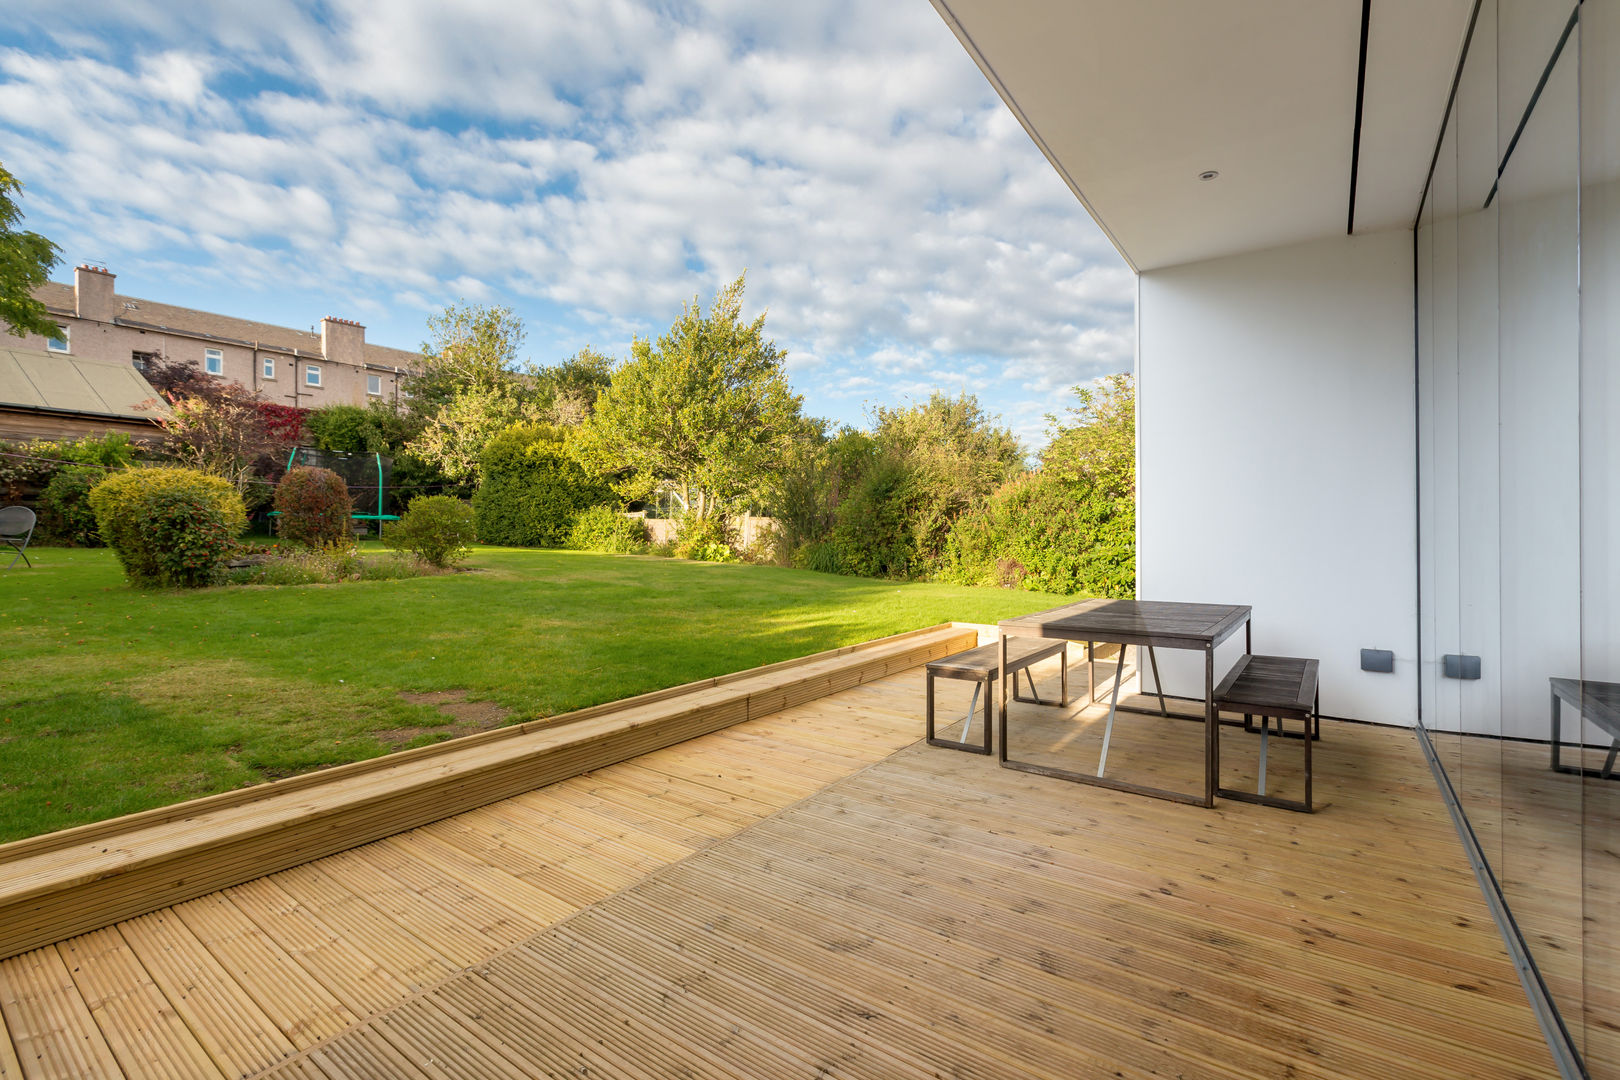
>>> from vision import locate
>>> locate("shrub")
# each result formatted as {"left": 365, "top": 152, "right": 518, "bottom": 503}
{"left": 567, "top": 504, "right": 649, "bottom": 554}
{"left": 37, "top": 467, "right": 103, "bottom": 546}
{"left": 672, "top": 515, "right": 736, "bottom": 562}
{"left": 386, "top": 495, "right": 475, "bottom": 568}
{"left": 135, "top": 488, "right": 240, "bottom": 587}
{"left": 473, "top": 423, "right": 613, "bottom": 547}
{"left": 87, "top": 467, "right": 247, "bottom": 587}
{"left": 275, "top": 467, "right": 354, "bottom": 547}
{"left": 828, "top": 455, "right": 916, "bottom": 579}
{"left": 940, "top": 472, "right": 1135, "bottom": 598}
{"left": 791, "top": 540, "right": 843, "bottom": 575}
{"left": 306, "top": 401, "right": 409, "bottom": 454}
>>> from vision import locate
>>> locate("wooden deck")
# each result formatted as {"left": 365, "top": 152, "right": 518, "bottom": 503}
{"left": 0, "top": 654, "right": 1558, "bottom": 1078}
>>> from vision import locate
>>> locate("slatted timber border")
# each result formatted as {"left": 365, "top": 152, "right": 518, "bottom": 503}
{"left": 0, "top": 623, "right": 979, "bottom": 961}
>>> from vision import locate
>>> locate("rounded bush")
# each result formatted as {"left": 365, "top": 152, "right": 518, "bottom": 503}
{"left": 134, "top": 488, "right": 239, "bottom": 586}
{"left": 566, "top": 505, "right": 649, "bottom": 554}
{"left": 38, "top": 467, "right": 104, "bottom": 546}
{"left": 87, "top": 467, "right": 247, "bottom": 586}
{"left": 386, "top": 495, "right": 475, "bottom": 568}
{"left": 275, "top": 466, "right": 354, "bottom": 547}
{"left": 472, "top": 424, "right": 613, "bottom": 547}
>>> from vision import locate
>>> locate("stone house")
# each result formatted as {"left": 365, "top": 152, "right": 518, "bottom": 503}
{"left": 17, "top": 265, "right": 419, "bottom": 410}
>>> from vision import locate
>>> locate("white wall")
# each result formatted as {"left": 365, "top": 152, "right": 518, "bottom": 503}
{"left": 1137, "top": 229, "right": 1418, "bottom": 724}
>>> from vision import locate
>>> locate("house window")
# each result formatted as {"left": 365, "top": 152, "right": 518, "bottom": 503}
{"left": 305, "top": 365, "right": 322, "bottom": 387}
{"left": 367, "top": 374, "right": 382, "bottom": 396}
{"left": 261, "top": 355, "right": 276, "bottom": 380}
{"left": 131, "top": 350, "right": 160, "bottom": 373}
{"left": 46, "top": 327, "right": 69, "bottom": 353}
{"left": 205, "top": 348, "right": 224, "bottom": 376}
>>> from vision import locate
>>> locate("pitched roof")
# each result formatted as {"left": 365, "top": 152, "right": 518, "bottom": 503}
{"left": 0, "top": 346, "right": 170, "bottom": 422}
{"left": 34, "top": 281, "right": 420, "bottom": 369}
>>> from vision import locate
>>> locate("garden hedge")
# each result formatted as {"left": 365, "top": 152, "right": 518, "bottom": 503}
{"left": 472, "top": 423, "right": 613, "bottom": 547}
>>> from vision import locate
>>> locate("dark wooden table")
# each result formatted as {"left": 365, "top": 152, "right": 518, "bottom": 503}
{"left": 1550, "top": 678, "right": 1620, "bottom": 778}
{"left": 997, "top": 599, "right": 1252, "bottom": 807}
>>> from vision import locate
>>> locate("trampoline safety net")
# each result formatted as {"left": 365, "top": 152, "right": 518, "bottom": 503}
{"left": 285, "top": 448, "right": 398, "bottom": 521}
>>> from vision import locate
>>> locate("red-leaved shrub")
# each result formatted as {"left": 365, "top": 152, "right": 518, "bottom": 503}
{"left": 274, "top": 466, "right": 353, "bottom": 547}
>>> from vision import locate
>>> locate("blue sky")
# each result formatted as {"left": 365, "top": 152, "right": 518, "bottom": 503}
{"left": 0, "top": 0, "right": 1133, "bottom": 451}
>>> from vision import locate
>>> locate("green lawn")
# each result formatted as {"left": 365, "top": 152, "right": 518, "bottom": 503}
{"left": 0, "top": 546, "right": 1067, "bottom": 842}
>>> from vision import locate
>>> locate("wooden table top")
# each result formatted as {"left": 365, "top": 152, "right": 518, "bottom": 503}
{"left": 1550, "top": 677, "right": 1620, "bottom": 735}
{"left": 998, "top": 599, "right": 1251, "bottom": 651}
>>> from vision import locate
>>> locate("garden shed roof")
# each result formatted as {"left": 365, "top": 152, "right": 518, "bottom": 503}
{"left": 0, "top": 345, "right": 169, "bottom": 423}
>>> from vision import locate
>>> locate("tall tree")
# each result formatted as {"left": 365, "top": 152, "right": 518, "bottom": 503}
{"left": 405, "top": 302, "right": 526, "bottom": 413}
{"left": 0, "top": 162, "right": 62, "bottom": 341}
{"left": 530, "top": 346, "right": 614, "bottom": 425}
{"left": 402, "top": 302, "right": 537, "bottom": 492}
{"left": 574, "top": 274, "right": 804, "bottom": 518}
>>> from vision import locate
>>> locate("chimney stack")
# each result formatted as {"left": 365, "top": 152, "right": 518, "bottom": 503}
{"left": 320, "top": 316, "right": 365, "bottom": 367}
{"left": 74, "top": 265, "right": 115, "bottom": 323}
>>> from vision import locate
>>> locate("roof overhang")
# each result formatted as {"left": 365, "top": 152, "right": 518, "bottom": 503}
{"left": 931, "top": 0, "right": 1476, "bottom": 271}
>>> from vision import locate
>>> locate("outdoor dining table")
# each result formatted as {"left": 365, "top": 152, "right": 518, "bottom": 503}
{"left": 997, "top": 599, "right": 1252, "bottom": 807}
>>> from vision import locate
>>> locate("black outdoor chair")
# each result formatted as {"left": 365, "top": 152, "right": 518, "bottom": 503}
{"left": 1, "top": 506, "right": 35, "bottom": 569}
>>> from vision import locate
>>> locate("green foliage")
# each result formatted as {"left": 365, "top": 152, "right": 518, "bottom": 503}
{"left": 274, "top": 467, "right": 354, "bottom": 548}
{"left": 386, "top": 495, "right": 475, "bottom": 568}
{"left": 531, "top": 347, "right": 615, "bottom": 425}
{"left": 791, "top": 540, "right": 842, "bottom": 575}
{"left": 408, "top": 302, "right": 527, "bottom": 410}
{"left": 228, "top": 546, "right": 429, "bottom": 586}
{"left": 87, "top": 467, "right": 247, "bottom": 587}
{"left": 134, "top": 488, "right": 240, "bottom": 587}
{"left": 940, "top": 473, "right": 1135, "bottom": 597}
{"left": 672, "top": 514, "right": 737, "bottom": 562}
{"left": 1041, "top": 372, "right": 1135, "bottom": 497}
{"left": 574, "top": 274, "right": 805, "bottom": 519}
{"left": 401, "top": 303, "right": 541, "bottom": 493}
{"left": 0, "top": 162, "right": 61, "bottom": 340}
{"left": 49, "top": 432, "right": 138, "bottom": 468}
{"left": 869, "top": 392, "right": 1023, "bottom": 571}
{"left": 409, "top": 382, "right": 542, "bottom": 491}
{"left": 567, "top": 504, "right": 649, "bottom": 554}
{"left": 940, "top": 375, "right": 1136, "bottom": 598}
{"left": 828, "top": 455, "right": 918, "bottom": 579}
{"left": 0, "top": 433, "right": 139, "bottom": 501}
{"left": 37, "top": 467, "right": 102, "bottom": 546}
{"left": 472, "top": 423, "right": 614, "bottom": 547}
{"left": 306, "top": 401, "right": 413, "bottom": 454}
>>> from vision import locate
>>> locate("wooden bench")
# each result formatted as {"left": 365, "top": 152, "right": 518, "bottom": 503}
{"left": 1214, "top": 654, "right": 1321, "bottom": 812}
{"left": 1550, "top": 678, "right": 1620, "bottom": 778}
{"left": 926, "top": 638, "right": 1068, "bottom": 755}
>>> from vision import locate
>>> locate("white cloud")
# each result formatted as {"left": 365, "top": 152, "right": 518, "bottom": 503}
{"left": 0, "top": 0, "right": 1133, "bottom": 443}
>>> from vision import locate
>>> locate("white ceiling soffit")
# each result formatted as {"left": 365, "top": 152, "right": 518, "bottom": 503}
{"left": 932, "top": 0, "right": 1474, "bottom": 272}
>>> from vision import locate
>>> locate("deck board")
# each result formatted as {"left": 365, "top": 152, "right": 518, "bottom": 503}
{"left": 0, "top": 653, "right": 1559, "bottom": 1078}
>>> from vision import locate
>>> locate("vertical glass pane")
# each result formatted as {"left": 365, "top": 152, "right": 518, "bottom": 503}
{"left": 1495, "top": 0, "right": 1583, "bottom": 1054}
{"left": 1580, "top": 1, "right": 1620, "bottom": 1072}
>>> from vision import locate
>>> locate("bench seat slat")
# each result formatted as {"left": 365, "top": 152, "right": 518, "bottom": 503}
{"left": 926, "top": 639, "right": 1068, "bottom": 679}
{"left": 1215, "top": 655, "right": 1319, "bottom": 717}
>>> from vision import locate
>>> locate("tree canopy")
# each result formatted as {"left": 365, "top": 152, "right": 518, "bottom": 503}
{"left": 0, "top": 162, "right": 61, "bottom": 341}
{"left": 574, "top": 274, "right": 804, "bottom": 518}
{"left": 406, "top": 302, "right": 526, "bottom": 411}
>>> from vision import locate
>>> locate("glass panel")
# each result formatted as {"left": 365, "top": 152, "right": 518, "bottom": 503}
{"left": 1580, "top": 2, "right": 1620, "bottom": 1072}
{"left": 1495, "top": 0, "right": 1583, "bottom": 1053}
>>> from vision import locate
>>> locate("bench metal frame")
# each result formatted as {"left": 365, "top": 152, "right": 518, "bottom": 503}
{"left": 1215, "top": 655, "right": 1322, "bottom": 813}
{"left": 926, "top": 641, "right": 1068, "bottom": 755}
